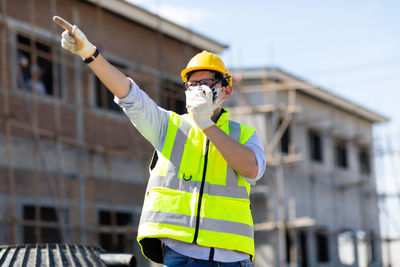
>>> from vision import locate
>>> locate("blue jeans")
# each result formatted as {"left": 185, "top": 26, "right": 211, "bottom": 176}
{"left": 163, "top": 246, "right": 252, "bottom": 267}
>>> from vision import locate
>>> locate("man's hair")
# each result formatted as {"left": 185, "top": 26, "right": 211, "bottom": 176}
{"left": 186, "top": 70, "right": 229, "bottom": 87}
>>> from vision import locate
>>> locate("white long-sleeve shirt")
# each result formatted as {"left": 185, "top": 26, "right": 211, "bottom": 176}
{"left": 115, "top": 78, "right": 266, "bottom": 262}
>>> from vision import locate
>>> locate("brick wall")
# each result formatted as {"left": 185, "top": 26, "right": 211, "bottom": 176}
{"left": 0, "top": 0, "right": 202, "bottom": 251}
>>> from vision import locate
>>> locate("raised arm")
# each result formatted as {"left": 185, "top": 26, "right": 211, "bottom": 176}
{"left": 53, "top": 16, "right": 169, "bottom": 150}
{"left": 53, "top": 16, "right": 130, "bottom": 98}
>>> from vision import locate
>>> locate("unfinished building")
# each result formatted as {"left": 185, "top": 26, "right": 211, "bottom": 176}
{"left": 0, "top": 0, "right": 389, "bottom": 266}
{"left": 0, "top": 0, "right": 225, "bottom": 266}
{"left": 227, "top": 67, "right": 388, "bottom": 267}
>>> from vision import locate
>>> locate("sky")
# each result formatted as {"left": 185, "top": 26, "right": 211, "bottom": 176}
{"left": 127, "top": 0, "right": 400, "bottom": 235}
{"left": 127, "top": 0, "right": 400, "bottom": 122}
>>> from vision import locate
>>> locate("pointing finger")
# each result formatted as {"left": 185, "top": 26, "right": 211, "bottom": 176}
{"left": 53, "top": 16, "right": 73, "bottom": 35}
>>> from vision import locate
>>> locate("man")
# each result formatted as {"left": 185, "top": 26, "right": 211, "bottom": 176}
{"left": 54, "top": 16, "right": 265, "bottom": 267}
{"left": 28, "top": 64, "right": 47, "bottom": 95}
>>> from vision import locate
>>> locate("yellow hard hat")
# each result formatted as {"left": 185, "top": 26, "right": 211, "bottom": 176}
{"left": 181, "top": 50, "right": 232, "bottom": 86}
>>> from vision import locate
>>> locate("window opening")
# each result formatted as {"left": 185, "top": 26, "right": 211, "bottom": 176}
{"left": 98, "top": 210, "right": 133, "bottom": 253}
{"left": 334, "top": 140, "right": 348, "bottom": 168}
{"left": 23, "top": 205, "right": 66, "bottom": 243}
{"left": 359, "top": 148, "right": 371, "bottom": 174}
{"left": 309, "top": 131, "right": 323, "bottom": 162}
{"left": 278, "top": 119, "right": 291, "bottom": 154}
{"left": 95, "top": 61, "right": 126, "bottom": 112}
{"left": 338, "top": 230, "right": 355, "bottom": 265}
{"left": 316, "top": 231, "right": 329, "bottom": 262}
{"left": 357, "top": 230, "right": 375, "bottom": 266}
{"left": 162, "top": 80, "right": 186, "bottom": 115}
{"left": 16, "top": 34, "right": 60, "bottom": 96}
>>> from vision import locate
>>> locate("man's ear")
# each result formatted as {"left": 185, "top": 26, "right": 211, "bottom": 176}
{"left": 222, "top": 85, "right": 232, "bottom": 100}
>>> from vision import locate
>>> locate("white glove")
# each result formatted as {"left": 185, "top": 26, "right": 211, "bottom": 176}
{"left": 185, "top": 85, "right": 215, "bottom": 131}
{"left": 53, "top": 16, "right": 96, "bottom": 60}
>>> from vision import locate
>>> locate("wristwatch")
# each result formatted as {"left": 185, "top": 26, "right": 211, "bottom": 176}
{"left": 83, "top": 47, "right": 99, "bottom": 64}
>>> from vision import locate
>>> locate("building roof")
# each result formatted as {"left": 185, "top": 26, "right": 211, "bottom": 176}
{"left": 83, "top": 0, "right": 227, "bottom": 54}
{"left": 230, "top": 67, "right": 389, "bottom": 123}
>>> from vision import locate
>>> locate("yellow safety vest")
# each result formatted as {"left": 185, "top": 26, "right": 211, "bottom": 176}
{"left": 137, "top": 109, "right": 256, "bottom": 263}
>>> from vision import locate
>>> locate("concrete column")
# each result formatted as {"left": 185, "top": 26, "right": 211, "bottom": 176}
{"left": 329, "top": 230, "right": 340, "bottom": 267}
{"left": 306, "top": 227, "right": 316, "bottom": 267}
{"left": 373, "top": 232, "right": 383, "bottom": 267}
{"left": 353, "top": 232, "right": 359, "bottom": 267}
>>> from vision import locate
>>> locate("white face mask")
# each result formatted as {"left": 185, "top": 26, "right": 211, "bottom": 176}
{"left": 189, "top": 85, "right": 224, "bottom": 111}
{"left": 211, "top": 87, "right": 221, "bottom": 110}
{"left": 192, "top": 85, "right": 224, "bottom": 110}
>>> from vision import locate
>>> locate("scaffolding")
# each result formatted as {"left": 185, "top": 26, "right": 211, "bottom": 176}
{"left": 0, "top": 0, "right": 150, "bottom": 255}
{"left": 0, "top": 3, "right": 210, "bottom": 267}
{"left": 228, "top": 66, "right": 386, "bottom": 266}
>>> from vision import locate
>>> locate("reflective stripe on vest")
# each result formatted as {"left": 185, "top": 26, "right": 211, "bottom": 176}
{"left": 140, "top": 210, "right": 253, "bottom": 238}
{"left": 138, "top": 109, "right": 257, "bottom": 262}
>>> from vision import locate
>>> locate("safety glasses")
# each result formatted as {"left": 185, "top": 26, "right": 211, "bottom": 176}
{"left": 184, "top": 77, "right": 226, "bottom": 90}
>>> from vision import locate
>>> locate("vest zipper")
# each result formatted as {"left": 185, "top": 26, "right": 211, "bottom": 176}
{"left": 193, "top": 138, "right": 210, "bottom": 244}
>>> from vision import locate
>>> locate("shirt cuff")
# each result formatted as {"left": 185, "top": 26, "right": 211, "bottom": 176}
{"left": 113, "top": 77, "right": 138, "bottom": 107}
{"left": 242, "top": 134, "right": 266, "bottom": 185}
{"left": 243, "top": 148, "right": 266, "bottom": 185}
